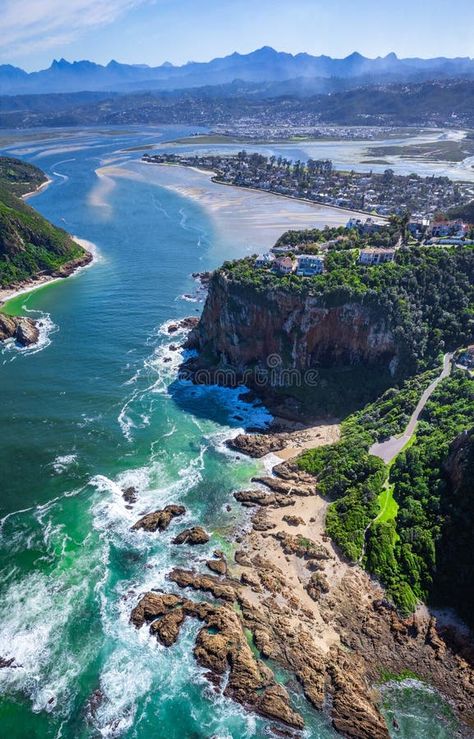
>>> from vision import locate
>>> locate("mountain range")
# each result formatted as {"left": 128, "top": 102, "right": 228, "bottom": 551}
{"left": 2, "top": 47, "right": 474, "bottom": 95}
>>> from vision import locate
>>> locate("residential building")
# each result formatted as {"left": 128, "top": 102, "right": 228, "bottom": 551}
{"left": 255, "top": 253, "right": 275, "bottom": 268}
{"left": 296, "top": 254, "right": 325, "bottom": 276}
{"left": 359, "top": 248, "right": 396, "bottom": 265}
{"left": 273, "top": 256, "right": 294, "bottom": 274}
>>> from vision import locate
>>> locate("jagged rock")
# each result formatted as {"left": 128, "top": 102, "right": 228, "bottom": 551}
{"left": 235, "top": 549, "right": 252, "bottom": 566}
{"left": 168, "top": 568, "right": 235, "bottom": 601}
{"left": 306, "top": 572, "right": 330, "bottom": 601}
{"left": 150, "top": 608, "right": 186, "bottom": 646}
{"left": 122, "top": 486, "right": 138, "bottom": 504}
{"left": 173, "top": 526, "right": 210, "bottom": 545}
{"left": 227, "top": 433, "right": 287, "bottom": 458}
{"left": 206, "top": 557, "right": 227, "bottom": 576}
{"left": 167, "top": 316, "right": 199, "bottom": 334}
{"left": 234, "top": 489, "right": 295, "bottom": 508}
{"left": 251, "top": 475, "right": 314, "bottom": 497}
{"left": 240, "top": 571, "right": 261, "bottom": 589}
{"left": 282, "top": 515, "right": 305, "bottom": 527}
{"left": 131, "top": 504, "right": 185, "bottom": 532}
{"left": 0, "top": 657, "right": 17, "bottom": 668}
{"left": 274, "top": 531, "right": 330, "bottom": 561}
{"left": 252, "top": 510, "right": 276, "bottom": 531}
{"left": 0, "top": 314, "right": 39, "bottom": 346}
{"left": 256, "top": 684, "right": 304, "bottom": 729}
{"left": 130, "top": 592, "right": 185, "bottom": 628}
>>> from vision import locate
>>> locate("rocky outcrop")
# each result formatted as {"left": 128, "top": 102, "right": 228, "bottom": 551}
{"left": 167, "top": 316, "right": 199, "bottom": 334}
{"left": 168, "top": 567, "right": 236, "bottom": 601}
{"left": 131, "top": 588, "right": 304, "bottom": 730}
{"left": 51, "top": 251, "right": 92, "bottom": 277}
{"left": 0, "top": 313, "right": 39, "bottom": 346}
{"left": 234, "top": 489, "right": 295, "bottom": 508}
{"left": 131, "top": 504, "right": 185, "bottom": 532}
{"left": 206, "top": 552, "right": 227, "bottom": 575}
{"left": 172, "top": 526, "right": 210, "bottom": 545}
{"left": 184, "top": 270, "right": 398, "bottom": 382}
{"left": 227, "top": 433, "right": 287, "bottom": 458}
{"left": 122, "top": 486, "right": 138, "bottom": 505}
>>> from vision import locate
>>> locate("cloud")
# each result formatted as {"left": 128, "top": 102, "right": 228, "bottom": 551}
{"left": 0, "top": 0, "right": 153, "bottom": 63}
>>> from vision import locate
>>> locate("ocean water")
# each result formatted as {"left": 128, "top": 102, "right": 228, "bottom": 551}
{"left": 0, "top": 127, "right": 458, "bottom": 738}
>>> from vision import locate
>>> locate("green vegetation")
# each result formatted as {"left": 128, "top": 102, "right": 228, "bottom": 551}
{"left": 299, "top": 369, "right": 474, "bottom": 621}
{"left": 389, "top": 374, "right": 474, "bottom": 620}
{"left": 298, "top": 369, "right": 440, "bottom": 562}
{"left": 224, "top": 243, "right": 474, "bottom": 377}
{"left": 0, "top": 157, "right": 85, "bottom": 288}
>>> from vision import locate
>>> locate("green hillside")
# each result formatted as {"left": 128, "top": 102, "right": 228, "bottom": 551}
{"left": 0, "top": 157, "right": 87, "bottom": 288}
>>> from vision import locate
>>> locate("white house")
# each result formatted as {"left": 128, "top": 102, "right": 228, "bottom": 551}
{"left": 296, "top": 254, "right": 325, "bottom": 276}
{"left": 359, "top": 248, "right": 396, "bottom": 265}
{"left": 255, "top": 253, "right": 275, "bottom": 268}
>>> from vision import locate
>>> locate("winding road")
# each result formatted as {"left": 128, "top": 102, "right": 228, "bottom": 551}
{"left": 369, "top": 353, "right": 453, "bottom": 464}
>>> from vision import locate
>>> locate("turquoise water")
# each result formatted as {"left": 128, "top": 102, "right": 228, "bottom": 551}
{"left": 0, "top": 128, "right": 456, "bottom": 738}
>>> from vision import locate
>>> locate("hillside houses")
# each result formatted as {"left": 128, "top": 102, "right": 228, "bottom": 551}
{"left": 359, "top": 248, "right": 396, "bottom": 265}
{"left": 144, "top": 152, "right": 473, "bottom": 220}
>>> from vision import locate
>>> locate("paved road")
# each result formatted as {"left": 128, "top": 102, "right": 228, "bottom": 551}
{"left": 369, "top": 353, "right": 453, "bottom": 465}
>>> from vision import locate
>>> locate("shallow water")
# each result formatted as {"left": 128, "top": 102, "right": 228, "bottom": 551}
{"left": 0, "top": 127, "right": 457, "bottom": 738}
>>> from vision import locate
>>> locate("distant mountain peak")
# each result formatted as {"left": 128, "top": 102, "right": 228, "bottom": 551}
{"left": 2, "top": 48, "right": 474, "bottom": 95}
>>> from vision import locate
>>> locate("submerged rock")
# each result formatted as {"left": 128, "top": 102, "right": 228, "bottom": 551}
{"left": 172, "top": 526, "right": 210, "bottom": 545}
{"left": 131, "top": 504, "right": 185, "bottom": 532}
{"left": 122, "top": 486, "right": 138, "bottom": 504}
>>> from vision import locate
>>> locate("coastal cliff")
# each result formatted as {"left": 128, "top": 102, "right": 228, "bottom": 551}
{"left": 184, "top": 249, "right": 474, "bottom": 416}
{"left": 188, "top": 269, "right": 397, "bottom": 371}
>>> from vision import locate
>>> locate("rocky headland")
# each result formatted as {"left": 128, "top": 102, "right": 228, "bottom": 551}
{"left": 129, "top": 428, "right": 474, "bottom": 738}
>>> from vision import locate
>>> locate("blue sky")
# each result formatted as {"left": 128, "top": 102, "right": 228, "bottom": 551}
{"left": 1, "top": 0, "right": 473, "bottom": 71}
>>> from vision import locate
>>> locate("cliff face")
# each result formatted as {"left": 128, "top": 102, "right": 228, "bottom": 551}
{"left": 189, "top": 271, "right": 398, "bottom": 375}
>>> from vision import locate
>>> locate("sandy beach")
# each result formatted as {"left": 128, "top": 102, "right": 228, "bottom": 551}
{"left": 21, "top": 177, "right": 53, "bottom": 200}
{"left": 0, "top": 236, "right": 96, "bottom": 308}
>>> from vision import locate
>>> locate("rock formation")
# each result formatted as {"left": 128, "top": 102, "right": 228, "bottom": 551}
{"left": 0, "top": 314, "right": 39, "bottom": 346}
{"left": 131, "top": 504, "right": 185, "bottom": 532}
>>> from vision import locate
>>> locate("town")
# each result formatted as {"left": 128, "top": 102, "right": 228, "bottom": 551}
{"left": 143, "top": 150, "right": 474, "bottom": 219}
{"left": 249, "top": 216, "right": 474, "bottom": 278}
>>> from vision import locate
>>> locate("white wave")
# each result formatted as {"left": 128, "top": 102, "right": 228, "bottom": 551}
{"left": 52, "top": 454, "right": 78, "bottom": 474}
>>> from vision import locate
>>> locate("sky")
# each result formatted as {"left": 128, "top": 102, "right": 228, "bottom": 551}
{"left": 1, "top": 0, "right": 473, "bottom": 71}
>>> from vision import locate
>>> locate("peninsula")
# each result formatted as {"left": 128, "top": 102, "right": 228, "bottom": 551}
{"left": 0, "top": 157, "right": 92, "bottom": 345}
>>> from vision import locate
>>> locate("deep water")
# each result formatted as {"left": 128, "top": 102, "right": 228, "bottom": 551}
{"left": 0, "top": 127, "right": 457, "bottom": 738}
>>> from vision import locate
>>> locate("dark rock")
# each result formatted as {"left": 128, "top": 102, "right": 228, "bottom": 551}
{"left": 172, "top": 526, "right": 210, "bottom": 545}
{"left": 227, "top": 433, "right": 286, "bottom": 458}
{"left": 130, "top": 592, "right": 185, "bottom": 628}
{"left": 122, "top": 486, "right": 138, "bottom": 504}
{"left": 131, "top": 504, "right": 185, "bottom": 532}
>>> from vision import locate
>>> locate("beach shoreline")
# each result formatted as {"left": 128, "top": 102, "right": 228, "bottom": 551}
{"left": 0, "top": 237, "right": 96, "bottom": 309}
{"left": 21, "top": 176, "right": 53, "bottom": 200}
{"left": 143, "top": 160, "right": 387, "bottom": 221}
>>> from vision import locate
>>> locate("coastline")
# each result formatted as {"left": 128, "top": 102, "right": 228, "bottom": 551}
{"left": 21, "top": 176, "right": 53, "bottom": 200}
{"left": 0, "top": 237, "right": 96, "bottom": 309}
{"left": 224, "top": 426, "right": 474, "bottom": 736}
{"left": 143, "top": 160, "right": 388, "bottom": 221}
